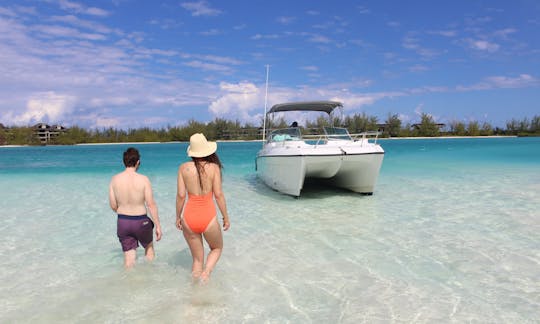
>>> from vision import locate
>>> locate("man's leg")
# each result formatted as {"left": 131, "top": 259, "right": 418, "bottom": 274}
{"left": 124, "top": 249, "right": 136, "bottom": 268}
{"left": 144, "top": 242, "right": 155, "bottom": 261}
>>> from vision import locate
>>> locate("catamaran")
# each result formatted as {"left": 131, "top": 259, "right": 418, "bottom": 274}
{"left": 255, "top": 101, "right": 385, "bottom": 197}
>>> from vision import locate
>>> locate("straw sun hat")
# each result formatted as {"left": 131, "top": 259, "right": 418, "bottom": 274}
{"left": 187, "top": 133, "right": 217, "bottom": 158}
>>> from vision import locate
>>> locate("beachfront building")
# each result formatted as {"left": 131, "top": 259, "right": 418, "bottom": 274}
{"left": 33, "top": 123, "right": 68, "bottom": 144}
{"left": 411, "top": 123, "right": 446, "bottom": 130}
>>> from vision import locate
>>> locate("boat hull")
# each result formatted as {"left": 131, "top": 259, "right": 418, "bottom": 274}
{"left": 256, "top": 144, "right": 384, "bottom": 196}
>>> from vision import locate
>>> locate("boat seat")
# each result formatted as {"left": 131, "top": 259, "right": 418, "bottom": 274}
{"left": 273, "top": 134, "right": 294, "bottom": 141}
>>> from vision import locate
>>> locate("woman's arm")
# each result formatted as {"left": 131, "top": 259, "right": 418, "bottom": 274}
{"left": 212, "top": 165, "right": 230, "bottom": 231}
{"left": 176, "top": 165, "right": 187, "bottom": 230}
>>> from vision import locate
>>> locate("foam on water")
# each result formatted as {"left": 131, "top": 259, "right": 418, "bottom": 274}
{"left": 1, "top": 138, "right": 539, "bottom": 322}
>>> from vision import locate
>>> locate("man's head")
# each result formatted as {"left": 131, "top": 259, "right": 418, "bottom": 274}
{"left": 123, "top": 147, "right": 140, "bottom": 167}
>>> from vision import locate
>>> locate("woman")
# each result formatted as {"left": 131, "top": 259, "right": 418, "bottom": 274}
{"left": 176, "top": 133, "right": 230, "bottom": 283}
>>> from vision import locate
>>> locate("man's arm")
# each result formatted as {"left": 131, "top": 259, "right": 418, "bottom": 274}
{"left": 176, "top": 165, "right": 187, "bottom": 230}
{"left": 143, "top": 176, "right": 161, "bottom": 241}
{"left": 109, "top": 180, "right": 118, "bottom": 212}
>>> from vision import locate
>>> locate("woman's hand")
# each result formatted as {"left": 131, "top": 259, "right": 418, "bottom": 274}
{"left": 222, "top": 217, "right": 230, "bottom": 231}
{"left": 176, "top": 217, "right": 183, "bottom": 231}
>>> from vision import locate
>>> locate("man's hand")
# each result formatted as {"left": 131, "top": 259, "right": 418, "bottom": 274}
{"left": 155, "top": 225, "right": 162, "bottom": 241}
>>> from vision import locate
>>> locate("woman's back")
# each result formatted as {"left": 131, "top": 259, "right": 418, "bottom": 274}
{"left": 180, "top": 161, "right": 217, "bottom": 196}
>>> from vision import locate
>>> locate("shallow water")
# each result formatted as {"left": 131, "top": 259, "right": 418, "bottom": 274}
{"left": 1, "top": 138, "right": 539, "bottom": 323}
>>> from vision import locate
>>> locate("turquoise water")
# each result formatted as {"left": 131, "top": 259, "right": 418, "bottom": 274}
{"left": 1, "top": 137, "right": 539, "bottom": 322}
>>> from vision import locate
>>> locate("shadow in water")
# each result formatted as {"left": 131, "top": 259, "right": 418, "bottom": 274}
{"left": 300, "top": 179, "right": 373, "bottom": 199}
{"left": 246, "top": 173, "right": 374, "bottom": 200}
{"left": 168, "top": 249, "right": 194, "bottom": 272}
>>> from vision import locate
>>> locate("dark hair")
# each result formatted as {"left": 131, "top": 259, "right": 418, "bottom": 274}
{"left": 123, "top": 147, "right": 140, "bottom": 167}
{"left": 192, "top": 152, "right": 223, "bottom": 190}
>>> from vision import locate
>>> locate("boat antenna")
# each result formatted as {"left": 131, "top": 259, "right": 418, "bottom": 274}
{"left": 262, "top": 64, "right": 270, "bottom": 145}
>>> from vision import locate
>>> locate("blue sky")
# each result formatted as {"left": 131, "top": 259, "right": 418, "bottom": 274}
{"left": 1, "top": 0, "right": 538, "bottom": 129}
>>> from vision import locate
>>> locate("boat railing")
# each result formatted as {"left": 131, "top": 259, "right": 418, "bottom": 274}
{"left": 349, "top": 131, "right": 381, "bottom": 144}
{"left": 267, "top": 127, "right": 381, "bottom": 145}
{"left": 267, "top": 127, "right": 302, "bottom": 142}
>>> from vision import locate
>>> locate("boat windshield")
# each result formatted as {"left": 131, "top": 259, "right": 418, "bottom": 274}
{"left": 323, "top": 127, "right": 352, "bottom": 140}
{"left": 269, "top": 127, "right": 302, "bottom": 142}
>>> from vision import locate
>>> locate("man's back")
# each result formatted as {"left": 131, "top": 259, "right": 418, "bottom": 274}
{"left": 110, "top": 170, "right": 148, "bottom": 216}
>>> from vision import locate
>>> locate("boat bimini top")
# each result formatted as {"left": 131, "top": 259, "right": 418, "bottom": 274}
{"left": 267, "top": 101, "right": 343, "bottom": 115}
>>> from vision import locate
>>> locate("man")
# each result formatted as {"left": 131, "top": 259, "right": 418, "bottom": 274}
{"left": 109, "top": 147, "right": 162, "bottom": 268}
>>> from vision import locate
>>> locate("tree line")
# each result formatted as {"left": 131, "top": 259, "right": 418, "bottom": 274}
{"left": 0, "top": 113, "right": 539, "bottom": 145}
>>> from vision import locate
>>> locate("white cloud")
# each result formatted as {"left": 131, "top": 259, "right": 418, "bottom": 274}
{"left": 183, "top": 60, "right": 232, "bottom": 72}
{"left": 181, "top": 1, "right": 222, "bottom": 17}
{"left": 199, "top": 28, "right": 222, "bottom": 36}
{"left": 209, "top": 82, "right": 260, "bottom": 117}
{"left": 94, "top": 116, "right": 120, "bottom": 128}
{"left": 402, "top": 34, "right": 441, "bottom": 58}
{"left": 493, "top": 28, "right": 517, "bottom": 39}
{"left": 58, "top": 0, "right": 110, "bottom": 17}
{"left": 398, "top": 113, "right": 412, "bottom": 123}
{"left": 357, "top": 6, "right": 371, "bottom": 14}
{"left": 468, "top": 39, "right": 500, "bottom": 52}
{"left": 50, "top": 15, "right": 114, "bottom": 34}
{"left": 308, "top": 34, "right": 331, "bottom": 44}
{"left": 208, "top": 82, "right": 261, "bottom": 121}
{"left": 484, "top": 74, "right": 537, "bottom": 88}
{"left": 301, "top": 66, "right": 318, "bottom": 72}
{"left": 414, "top": 104, "right": 424, "bottom": 116}
{"left": 428, "top": 30, "right": 457, "bottom": 37}
{"left": 409, "top": 64, "right": 429, "bottom": 72}
{"left": 251, "top": 33, "right": 280, "bottom": 40}
{"left": 33, "top": 24, "right": 106, "bottom": 40}
{"left": 457, "top": 74, "right": 538, "bottom": 91}
{"left": 276, "top": 16, "right": 295, "bottom": 25}
{"left": 0, "top": 7, "right": 17, "bottom": 17}
{"left": 331, "top": 95, "right": 377, "bottom": 108}
{"left": 8, "top": 92, "right": 75, "bottom": 125}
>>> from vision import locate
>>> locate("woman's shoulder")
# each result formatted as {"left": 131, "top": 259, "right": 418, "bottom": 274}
{"left": 180, "top": 161, "right": 194, "bottom": 167}
{"left": 206, "top": 162, "right": 220, "bottom": 172}
{"left": 179, "top": 161, "right": 194, "bottom": 171}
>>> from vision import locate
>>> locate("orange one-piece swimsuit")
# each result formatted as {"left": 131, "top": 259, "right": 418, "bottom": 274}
{"left": 183, "top": 191, "right": 217, "bottom": 234}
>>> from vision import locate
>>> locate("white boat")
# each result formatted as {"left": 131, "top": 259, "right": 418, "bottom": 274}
{"left": 255, "top": 101, "right": 385, "bottom": 197}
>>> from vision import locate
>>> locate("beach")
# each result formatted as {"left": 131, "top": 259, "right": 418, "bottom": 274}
{"left": 0, "top": 137, "right": 539, "bottom": 322}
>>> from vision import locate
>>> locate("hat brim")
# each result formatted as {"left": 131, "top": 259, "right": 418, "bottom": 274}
{"left": 187, "top": 141, "right": 217, "bottom": 158}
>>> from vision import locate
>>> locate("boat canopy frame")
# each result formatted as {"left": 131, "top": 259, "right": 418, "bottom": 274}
{"left": 267, "top": 101, "right": 343, "bottom": 115}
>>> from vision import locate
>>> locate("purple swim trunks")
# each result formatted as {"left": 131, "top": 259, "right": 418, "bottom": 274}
{"left": 117, "top": 214, "right": 154, "bottom": 252}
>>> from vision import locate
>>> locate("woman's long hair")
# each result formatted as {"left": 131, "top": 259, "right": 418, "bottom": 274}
{"left": 192, "top": 153, "right": 223, "bottom": 190}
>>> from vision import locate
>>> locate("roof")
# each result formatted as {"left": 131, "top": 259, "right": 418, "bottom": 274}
{"left": 33, "top": 123, "right": 50, "bottom": 129}
{"left": 267, "top": 101, "right": 343, "bottom": 115}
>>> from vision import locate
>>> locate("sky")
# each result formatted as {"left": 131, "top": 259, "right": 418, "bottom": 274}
{"left": 0, "top": 0, "right": 539, "bottom": 129}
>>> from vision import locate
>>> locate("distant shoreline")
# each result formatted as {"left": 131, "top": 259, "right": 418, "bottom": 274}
{"left": 382, "top": 135, "right": 518, "bottom": 140}
{"left": 0, "top": 135, "right": 525, "bottom": 148}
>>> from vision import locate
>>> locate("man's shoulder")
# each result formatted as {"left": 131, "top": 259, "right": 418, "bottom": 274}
{"left": 136, "top": 172, "right": 150, "bottom": 181}
{"left": 110, "top": 172, "right": 123, "bottom": 182}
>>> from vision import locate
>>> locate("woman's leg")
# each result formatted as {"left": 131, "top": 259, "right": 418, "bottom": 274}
{"left": 201, "top": 217, "right": 223, "bottom": 282}
{"left": 181, "top": 219, "right": 205, "bottom": 279}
